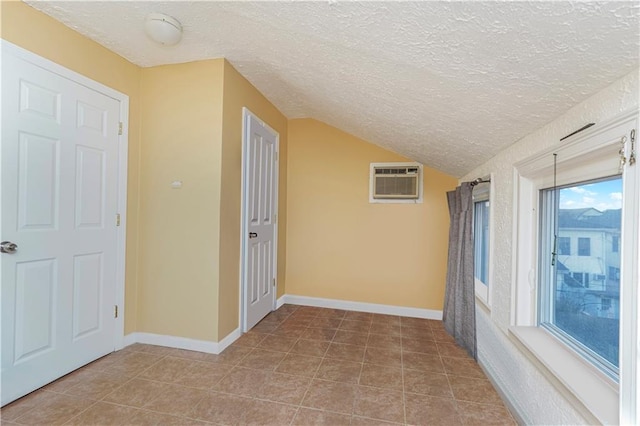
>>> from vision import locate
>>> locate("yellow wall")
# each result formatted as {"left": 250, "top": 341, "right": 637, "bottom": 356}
{"left": 286, "top": 119, "right": 457, "bottom": 310}
{"left": 1, "top": 1, "right": 142, "bottom": 334}
{"left": 2, "top": 1, "right": 454, "bottom": 345}
{"left": 138, "top": 61, "right": 225, "bottom": 341}
{"left": 136, "top": 59, "right": 288, "bottom": 342}
{"left": 218, "top": 61, "right": 288, "bottom": 338}
{"left": 1, "top": 2, "right": 289, "bottom": 343}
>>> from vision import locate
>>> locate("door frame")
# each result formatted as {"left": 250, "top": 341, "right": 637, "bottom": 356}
{"left": 1, "top": 40, "right": 129, "bottom": 350}
{"left": 239, "top": 107, "right": 279, "bottom": 332}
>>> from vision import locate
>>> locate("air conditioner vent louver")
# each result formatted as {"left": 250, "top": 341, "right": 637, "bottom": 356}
{"left": 374, "top": 167, "right": 419, "bottom": 175}
{"left": 371, "top": 163, "right": 421, "bottom": 200}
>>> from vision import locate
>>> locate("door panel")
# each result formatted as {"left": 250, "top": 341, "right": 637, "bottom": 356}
{"left": 77, "top": 101, "right": 107, "bottom": 134}
{"left": 19, "top": 79, "right": 61, "bottom": 121}
{"left": 17, "top": 133, "right": 60, "bottom": 230}
{"left": 72, "top": 253, "right": 103, "bottom": 339}
{"left": 14, "top": 259, "right": 56, "bottom": 362}
{"left": 243, "top": 111, "right": 278, "bottom": 331}
{"left": 75, "top": 146, "right": 105, "bottom": 228}
{"left": 1, "top": 49, "right": 120, "bottom": 405}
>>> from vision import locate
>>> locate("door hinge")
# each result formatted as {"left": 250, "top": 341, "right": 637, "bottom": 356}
{"left": 118, "top": 122, "right": 123, "bottom": 136}
{"left": 274, "top": 214, "right": 277, "bottom": 224}
{"left": 116, "top": 213, "right": 121, "bottom": 226}
{"left": 273, "top": 278, "right": 276, "bottom": 287}
{"left": 114, "top": 305, "right": 119, "bottom": 318}
{"left": 275, "top": 151, "right": 278, "bottom": 161}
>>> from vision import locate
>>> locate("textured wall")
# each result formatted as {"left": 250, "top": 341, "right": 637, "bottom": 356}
{"left": 462, "top": 69, "right": 639, "bottom": 423}
{"left": 286, "top": 119, "right": 457, "bottom": 310}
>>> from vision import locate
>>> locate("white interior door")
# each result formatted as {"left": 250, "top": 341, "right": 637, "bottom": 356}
{"left": 242, "top": 109, "right": 278, "bottom": 332}
{"left": 1, "top": 47, "right": 121, "bottom": 405}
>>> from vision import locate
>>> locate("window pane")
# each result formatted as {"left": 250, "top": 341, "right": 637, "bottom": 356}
{"left": 474, "top": 200, "right": 489, "bottom": 285}
{"left": 546, "top": 176, "right": 622, "bottom": 371}
{"left": 578, "top": 237, "right": 591, "bottom": 256}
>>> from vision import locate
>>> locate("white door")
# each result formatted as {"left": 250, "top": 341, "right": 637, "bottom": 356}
{"left": 242, "top": 109, "right": 278, "bottom": 331}
{"left": 1, "top": 48, "right": 121, "bottom": 405}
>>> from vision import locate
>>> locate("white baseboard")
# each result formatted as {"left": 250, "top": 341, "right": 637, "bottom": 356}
{"left": 122, "top": 328, "right": 241, "bottom": 355}
{"left": 478, "top": 354, "right": 529, "bottom": 425}
{"left": 217, "top": 327, "right": 242, "bottom": 353}
{"left": 123, "top": 332, "right": 137, "bottom": 348}
{"left": 280, "top": 294, "right": 443, "bottom": 320}
{"left": 121, "top": 295, "right": 441, "bottom": 355}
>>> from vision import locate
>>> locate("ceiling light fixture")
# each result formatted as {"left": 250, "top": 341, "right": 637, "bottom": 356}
{"left": 144, "top": 13, "right": 183, "bottom": 46}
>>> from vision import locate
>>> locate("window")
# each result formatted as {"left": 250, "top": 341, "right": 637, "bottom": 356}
{"left": 571, "top": 272, "right": 583, "bottom": 282}
{"left": 540, "top": 176, "right": 622, "bottom": 377}
{"left": 612, "top": 236, "right": 619, "bottom": 252}
{"left": 558, "top": 237, "right": 571, "bottom": 255}
{"left": 578, "top": 237, "right": 591, "bottom": 256}
{"left": 472, "top": 179, "right": 491, "bottom": 304}
{"left": 608, "top": 266, "right": 620, "bottom": 281}
{"left": 369, "top": 162, "right": 423, "bottom": 203}
{"left": 474, "top": 200, "right": 490, "bottom": 283}
{"left": 512, "top": 111, "right": 638, "bottom": 423}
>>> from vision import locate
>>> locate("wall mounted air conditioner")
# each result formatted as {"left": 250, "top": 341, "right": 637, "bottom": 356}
{"left": 370, "top": 162, "right": 423, "bottom": 203}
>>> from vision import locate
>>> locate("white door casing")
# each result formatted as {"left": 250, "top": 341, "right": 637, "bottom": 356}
{"left": 241, "top": 108, "right": 278, "bottom": 332}
{"left": 0, "top": 41, "right": 128, "bottom": 406}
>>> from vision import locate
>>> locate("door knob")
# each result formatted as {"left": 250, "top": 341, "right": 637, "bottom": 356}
{"left": 1, "top": 241, "right": 18, "bottom": 254}
{"left": 249, "top": 232, "right": 258, "bottom": 239}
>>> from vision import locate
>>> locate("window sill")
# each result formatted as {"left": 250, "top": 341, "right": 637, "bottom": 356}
{"left": 509, "top": 326, "right": 618, "bottom": 425}
{"left": 474, "top": 279, "right": 489, "bottom": 310}
{"left": 475, "top": 293, "right": 490, "bottom": 312}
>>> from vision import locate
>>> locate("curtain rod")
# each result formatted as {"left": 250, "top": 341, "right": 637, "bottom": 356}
{"left": 470, "top": 178, "right": 491, "bottom": 187}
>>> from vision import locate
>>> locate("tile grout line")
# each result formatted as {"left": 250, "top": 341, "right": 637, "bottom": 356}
{"left": 272, "top": 308, "right": 304, "bottom": 426}
{"left": 289, "top": 309, "right": 326, "bottom": 424}
{"left": 231, "top": 307, "right": 296, "bottom": 425}
{"left": 352, "top": 321, "right": 370, "bottom": 420}
{"left": 54, "top": 351, "right": 172, "bottom": 426}
{"left": 400, "top": 319, "right": 408, "bottom": 426}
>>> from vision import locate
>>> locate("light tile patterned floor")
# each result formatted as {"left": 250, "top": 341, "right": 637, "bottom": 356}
{"left": 0, "top": 304, "right": 516, "bottom": 425}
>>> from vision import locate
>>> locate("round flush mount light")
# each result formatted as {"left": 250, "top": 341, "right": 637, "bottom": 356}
{"left": 144, "top": 13, "right": 183, "bottom": 46}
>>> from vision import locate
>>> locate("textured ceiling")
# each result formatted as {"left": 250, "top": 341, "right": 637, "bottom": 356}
{"left": 26, "top": 1, "right": 640, "bottom": 177}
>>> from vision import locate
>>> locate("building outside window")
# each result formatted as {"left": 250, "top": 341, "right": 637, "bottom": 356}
{"left": 612, "top": 236, "right": 619, "bottom": 252}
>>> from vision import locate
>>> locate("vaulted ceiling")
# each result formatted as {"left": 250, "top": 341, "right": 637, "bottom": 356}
{"left": 26, "top": 1, "right": 640, "bottom": 177}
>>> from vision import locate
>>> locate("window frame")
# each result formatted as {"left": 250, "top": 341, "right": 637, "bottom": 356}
{"left": 511, "top": 110, "right": 639, "bottom": 424}
{"left": 472, "top": 176, "right": 493, "bottom": 307}
{"left": 538, "top": 175, "right": 622, "bottom": 380}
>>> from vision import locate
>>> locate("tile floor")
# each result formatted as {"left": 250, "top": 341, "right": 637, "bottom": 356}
{"left": 1, "top": 304, "right": 516, "bottom": 425}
